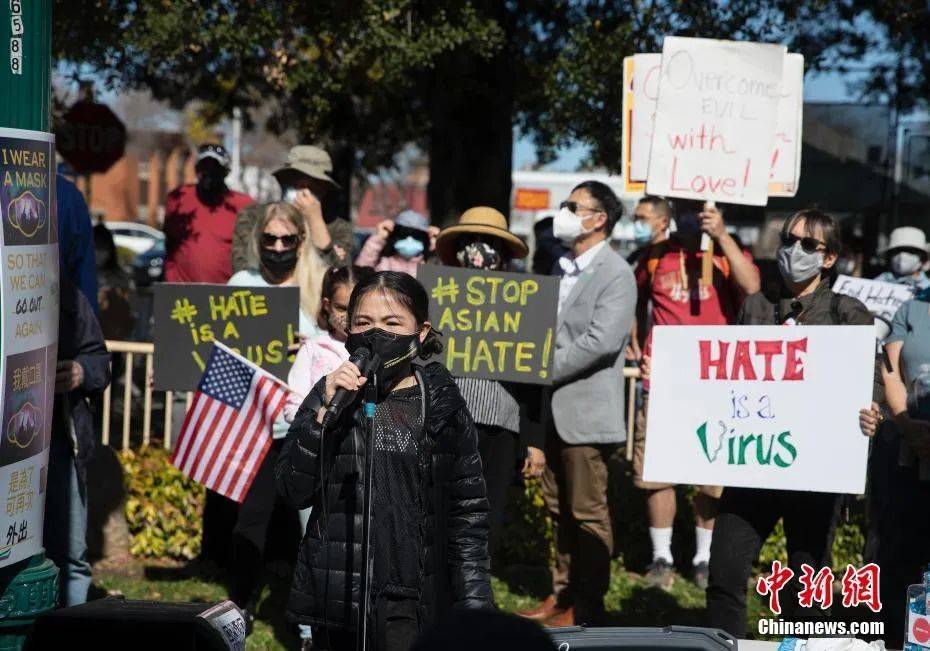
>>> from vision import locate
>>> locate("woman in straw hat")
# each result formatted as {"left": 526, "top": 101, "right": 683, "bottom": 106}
{"left": 434, "top": 207, "right": 547, "bottom": 559}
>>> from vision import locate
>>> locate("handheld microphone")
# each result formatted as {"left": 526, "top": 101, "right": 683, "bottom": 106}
{"left": 321, "top": 348, "right": 380, "bottom": 427}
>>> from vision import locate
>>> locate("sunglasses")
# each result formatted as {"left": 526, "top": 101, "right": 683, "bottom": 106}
{"left": 781, "top": 232, "right": 826, "bottom": 254}
{"left": 560, "top": 200, "right": 604, "bottom": 215}
{"left": 261, "top": 233, "right": 301, "bottom": 248}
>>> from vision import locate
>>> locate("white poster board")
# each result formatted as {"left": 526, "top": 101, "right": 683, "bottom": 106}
{"left": 769, "top": 53, "right": 804, "bottom": 197}
{"left": 0, "top": 128, "right": 59, "bottom": 567}
{"left": 646, "top": 37, "right": 785, "bottom": 206}
{"left": 832, "top": 275, "right": 914, "bottom": 324}
{"left": 643, "top": 325, "right": 874, "bottom": 494}
{"left": 622, "top": 53, "right": 663, "bottom": 194}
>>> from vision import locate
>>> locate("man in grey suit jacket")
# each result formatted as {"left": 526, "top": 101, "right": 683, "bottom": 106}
{"left": 519, "top": 181, "right": 636, "bottom": 626}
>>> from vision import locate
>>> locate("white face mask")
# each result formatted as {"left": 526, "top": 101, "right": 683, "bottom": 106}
{"left": 553, "top": 207, "right": 594, "bottom": 244}
{"left": 777, "top": 242, "right": 824, "bottom": 284}
{"left": 891, "top": 251, "right": 923, "bottom": 276}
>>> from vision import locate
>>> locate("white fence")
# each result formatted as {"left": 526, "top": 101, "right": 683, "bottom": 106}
{"left": 102, "top": 341, "right": 642, "bottom": 459}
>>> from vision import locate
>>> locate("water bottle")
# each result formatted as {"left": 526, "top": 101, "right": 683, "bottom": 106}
{"left": 904, "top": 564, "right": 930, "bottom": 651}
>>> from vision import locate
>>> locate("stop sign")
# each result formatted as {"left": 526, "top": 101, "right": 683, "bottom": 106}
{"left": 55, "top": 101, "right": 127, "bottom": 174}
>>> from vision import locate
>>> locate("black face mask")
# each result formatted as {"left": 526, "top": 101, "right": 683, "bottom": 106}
{"left": 196, "top": 174, "right": 227, "bottom": 205}
{"left": 345, "top": 327, "right": 421, "bottom": 389}
{"left": 260, "top": 248, "right": 298, "bottom": 276}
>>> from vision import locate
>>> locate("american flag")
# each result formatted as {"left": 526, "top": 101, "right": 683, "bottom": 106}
{"left": 171, "top": 342, "right": 289, "bottom": 503}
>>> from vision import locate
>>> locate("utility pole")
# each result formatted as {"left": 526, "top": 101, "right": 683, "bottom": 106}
{"left": 0, "top": 0, "right": 62, "bottom": 647}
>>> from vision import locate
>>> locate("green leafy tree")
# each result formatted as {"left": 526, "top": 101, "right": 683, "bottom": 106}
{"left": 54, "top": 0, "right": 504, "bottom": 219}
{"left": 55, "top": 1, "right": 904, "bottom": 221}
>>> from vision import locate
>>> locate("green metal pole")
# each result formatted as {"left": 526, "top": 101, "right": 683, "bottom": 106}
{"left": 0, "top": 1, "right": 61, "bottom": 649}
{"left": 1, "top": 0, "right": 51, "bottom": 130}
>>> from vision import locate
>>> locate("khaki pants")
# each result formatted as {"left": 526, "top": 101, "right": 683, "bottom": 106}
{"left": 540, "top": 432, "right": 616, "bottom": 621}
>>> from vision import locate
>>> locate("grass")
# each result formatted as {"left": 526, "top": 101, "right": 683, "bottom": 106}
{"left": 92, "top": 557, "right": 779, "bottom": 651}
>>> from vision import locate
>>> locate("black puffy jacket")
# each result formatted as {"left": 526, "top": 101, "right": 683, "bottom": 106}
{"left": 274, "top": 362, "right": 493, "bottom": 631}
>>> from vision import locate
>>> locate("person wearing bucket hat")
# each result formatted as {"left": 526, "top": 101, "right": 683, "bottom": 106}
{"left": 232, "top": 145, "right": 353, "bottom": 272}
{"left": 874, "top": 226, "right": 930, "bottom": 291}
{"left": 434, "top": 207, "right": 543, "bottom": 563}
{"left": 355, "top": 209, "right": 439, "bottom": 274}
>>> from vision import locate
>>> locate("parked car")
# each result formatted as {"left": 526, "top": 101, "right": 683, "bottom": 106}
{"left": 104, "top": 221, "right": 164, "bottom": 255}
{"left": 132, "top": 239, "right": 165, "bottom": 287}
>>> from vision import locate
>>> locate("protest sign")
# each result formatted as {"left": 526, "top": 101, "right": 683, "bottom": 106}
{"left": 621, "top": 53, "right": 662, "bottom": 195}
{"left": 643, "top": 325, "right": 874, "bottom": 494}
{"left": 833, "top": 275, "right": 914, "bottom": 324}
{"left": 417, "top": 264, "right": 558, "bottom": 385}
{"left": 154, "top": 283, "right": 299, "bottom": 391}
{"left": 646, "top": 37, "right": 785, "bottom": 206}
{"left": 769, "top": 53, "right": 804, "bottom": 197}
{"left": 0, "top": 127, "right": 58, "bottom": 567}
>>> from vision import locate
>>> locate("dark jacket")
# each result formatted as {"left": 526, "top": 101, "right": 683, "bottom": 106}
{"left": 738, "top": 280, "right": 884, "bottom": 402}
{"left": 57, "top": 280, "right": 111, "bottom": 469}
{"left": 57, "top": 175, "right": 98, "bottom": 314}
{"left": 737, "top": 279, "right": 872, "bottom": 327}
{"left": 274, "top": 362, "right": 493, "bottom": 631}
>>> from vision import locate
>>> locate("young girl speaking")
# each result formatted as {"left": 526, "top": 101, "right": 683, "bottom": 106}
{"left": 276, "top": 271, "right": 492, "bottom": 650}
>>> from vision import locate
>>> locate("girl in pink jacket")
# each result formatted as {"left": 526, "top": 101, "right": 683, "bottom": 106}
{"left": 285, "top": 265, "right": 375, "bottom": 422}
{"left": 354, "top": 209, "right": 437, "bottom": 274}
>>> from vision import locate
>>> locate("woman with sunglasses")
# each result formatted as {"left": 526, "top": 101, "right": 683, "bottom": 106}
{"left": 706, "top": 209, "right": 880, "bottom": 638}
{"left": 229, "top": 202, "right": 329, "bottom": 338}
{"left": 225, "top": 202, "right": 329, "bottom": 630}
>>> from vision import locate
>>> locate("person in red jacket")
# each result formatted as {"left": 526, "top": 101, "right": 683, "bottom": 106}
{"left": 163, "top": 144, "right": 253, "bottom": 283}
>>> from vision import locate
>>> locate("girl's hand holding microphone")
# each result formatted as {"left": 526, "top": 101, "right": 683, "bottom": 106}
{"left": 317, "top": 361, "right": 368, "bottom": 424}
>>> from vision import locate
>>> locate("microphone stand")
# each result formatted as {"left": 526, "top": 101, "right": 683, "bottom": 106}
{"left": 357, "top": 372, "right": 378, "bottom": 651}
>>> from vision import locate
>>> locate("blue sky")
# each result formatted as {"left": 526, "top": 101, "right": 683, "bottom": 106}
{"left": 512, "top": 68, "right": 861, "bottom": 171}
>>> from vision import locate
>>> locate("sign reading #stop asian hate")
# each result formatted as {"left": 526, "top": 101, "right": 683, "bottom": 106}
{"left": 418, "top": 265, "right": 558, "bottom": 385}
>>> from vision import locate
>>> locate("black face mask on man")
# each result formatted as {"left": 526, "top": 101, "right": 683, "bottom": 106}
{"left": 345, "top": 327, "right": 421, "bottom": 389}
{"left": 260, "top": 248, "right": 298, "bottom": 276}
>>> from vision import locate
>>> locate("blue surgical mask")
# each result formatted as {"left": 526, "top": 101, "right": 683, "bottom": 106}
{"left": 394, "top": 236, "right": 425, "bottom": 259}
{"left": 633, "top": 221, "right": 654, "bottom": 245}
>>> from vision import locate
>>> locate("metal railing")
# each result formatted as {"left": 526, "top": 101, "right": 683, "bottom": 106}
{"left": 102, "top": 340, "right": 643, "bottom": 454}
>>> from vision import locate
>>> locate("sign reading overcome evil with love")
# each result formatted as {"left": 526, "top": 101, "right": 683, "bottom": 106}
{"left": 643, "top": 325, "right": 875, "bottom": 494}
{"left": 417, "top": 265, "right": 558, "bottom": 385}
{"left": 153, "top": 283, "right": 299, "bottom": 391}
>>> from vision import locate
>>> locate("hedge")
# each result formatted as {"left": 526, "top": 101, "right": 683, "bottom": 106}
{"left": 121, "top": 446, "right": 866, "bottom": 571}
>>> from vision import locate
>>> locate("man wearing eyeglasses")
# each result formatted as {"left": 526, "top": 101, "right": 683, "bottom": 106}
{"left": 164, "top": 144, "right": 254, "bottom": 284}
{"left": 632, "top": 198, "right": 760, "bottom": 592}
{"left": 518, "top": 180, "right": 636, "bottom": 627}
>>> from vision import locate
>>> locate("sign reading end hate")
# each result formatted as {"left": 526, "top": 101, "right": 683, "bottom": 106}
{"left": 418, "top": 265, "right": 558, "bottom": 385}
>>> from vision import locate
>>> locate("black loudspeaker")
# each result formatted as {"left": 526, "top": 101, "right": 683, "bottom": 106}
{"left": 26, "top": 597, "right": 246, "bottom": 650}
{"left": 547, "top": 625, "right": 737, "bottom": 651}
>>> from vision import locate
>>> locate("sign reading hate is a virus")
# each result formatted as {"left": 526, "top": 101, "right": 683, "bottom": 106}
{"left": 643, "top": 325, "right": 874, "bottom": 494}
